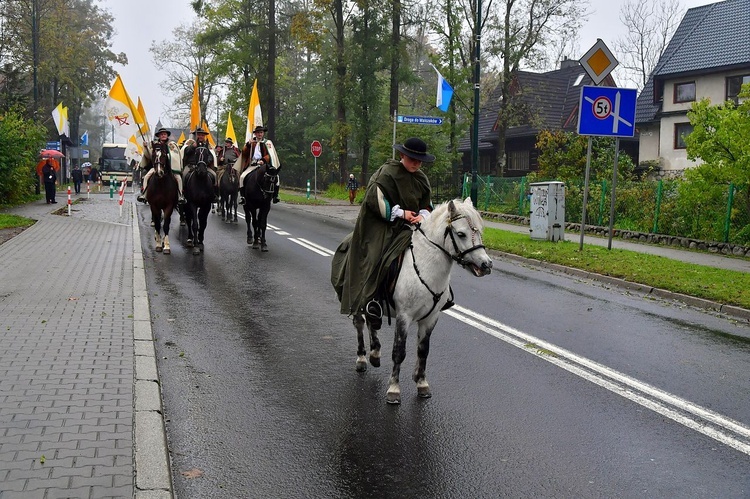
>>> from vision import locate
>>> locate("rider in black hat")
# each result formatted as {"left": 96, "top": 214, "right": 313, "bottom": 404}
{"left": 182, "top": 126, "right": 219, "bottom": 202}
{"left": 137, "top": 127, "right": 186, "bottom": 205}
{"left": 331, "top": 137, "right": 435, "bottom": 329}
{"left": 236, "top": 124, "right": 281, "bottom": 205}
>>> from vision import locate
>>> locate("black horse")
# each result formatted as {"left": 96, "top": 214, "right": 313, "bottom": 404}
{"left": 182, "top": 149, "right": 215, "bottom": 255}
{"left": 241, "top": 163, "right": 281, "bottom": 252}
{"left": 144, "top": 143, "right": 178, "bottom": 254}
{"left": 219, "top": 166, "right": 239, "bottom": 223}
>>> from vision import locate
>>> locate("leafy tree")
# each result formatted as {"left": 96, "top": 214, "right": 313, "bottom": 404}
{"left": 686, "top": 84, "right": 750, "bottom": 186}
{"left": 0, "top": 109, "right": 46, "bottom": 204}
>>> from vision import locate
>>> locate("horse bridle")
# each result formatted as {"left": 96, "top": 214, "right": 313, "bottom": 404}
{"left": 408, "top": 213, "right": 485, "bottom": 321}
{"left": 416, "top": 213, "right": 486, "bottom": 269}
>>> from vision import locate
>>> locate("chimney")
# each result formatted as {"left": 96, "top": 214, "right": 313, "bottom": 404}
{"left": 559, "top": 56, "right": 579, "bottom": 69}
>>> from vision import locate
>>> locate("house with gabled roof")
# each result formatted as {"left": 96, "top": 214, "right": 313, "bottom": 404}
{"left": 636, "top": 0, "right": 750, "bottom": 174}
{"left": 458, "top": 59, "right": 636, "bottom": 177}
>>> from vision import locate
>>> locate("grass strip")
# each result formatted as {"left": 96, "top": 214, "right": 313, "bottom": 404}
{"left": 483, "top": 228, "right": 750, "bottom": 310}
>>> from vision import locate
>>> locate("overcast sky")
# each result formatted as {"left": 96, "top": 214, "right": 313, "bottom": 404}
{"left": 101, "top": 0, "right": 718, "bottom": 130}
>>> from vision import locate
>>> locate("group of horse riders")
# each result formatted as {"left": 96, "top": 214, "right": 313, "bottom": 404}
{"left": 137, "top": 124, "right": 280, "bottom": 206}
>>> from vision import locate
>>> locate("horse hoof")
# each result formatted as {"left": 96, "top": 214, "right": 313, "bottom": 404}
{"left": 386, "top": 392, "right": 401, "bottom": 405}
{"left": 192, "top": 247, "right": 201, "bottom": 255}
{"left": 163, "top": 248, "right": 171, "bottom": 255}
{"left": 252, "top": 242, "right": 260, "bottom": 250}
{"left": 261, "top": 243, "right": 268, "bottom": 252}
{"left": 198, "top": 243, "right": 205, "bottom": 252}
{"left": 417, "top": 386, "right": 432, "bottom": 399}
{"left": 187, "top": 239, "right": 194, "bottom": 247}
{"left": 356, "top": 360, "right": 367, "bottom": 372}
{"left": 155, "top": 246, "right": 163, "bottom": 252}
{"left": 369, "top": 355, "right": 380, "bottom": 368}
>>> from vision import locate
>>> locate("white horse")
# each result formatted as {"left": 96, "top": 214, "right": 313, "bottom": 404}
{"left": 352, "top": 197, "right": 493, "bottom": 404}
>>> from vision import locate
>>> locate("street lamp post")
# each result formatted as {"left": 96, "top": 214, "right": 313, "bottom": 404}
{"left": 470, "top": 0, "right": 481, "bottom": 206}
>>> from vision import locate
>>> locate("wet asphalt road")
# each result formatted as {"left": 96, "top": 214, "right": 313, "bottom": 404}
{"left": 137, "top": 202, "right": 750, "bottom": 498}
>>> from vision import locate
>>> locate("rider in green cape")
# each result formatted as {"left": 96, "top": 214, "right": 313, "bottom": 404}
{"left": 331, "top": 138, "right": 435, "bottom": 325}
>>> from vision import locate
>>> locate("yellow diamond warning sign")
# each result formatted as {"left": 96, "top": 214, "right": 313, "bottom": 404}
{"left": 580, "top": 39, "right": 618, "bottom": 85}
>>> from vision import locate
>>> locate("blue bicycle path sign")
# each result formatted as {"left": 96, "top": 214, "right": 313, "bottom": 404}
{"left": 577, "top": 86, "right": 637, "bottom": 138}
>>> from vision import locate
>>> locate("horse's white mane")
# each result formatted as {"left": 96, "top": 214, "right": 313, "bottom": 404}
{"left": 424, "top": 197, "right": 484, "bottom": 232}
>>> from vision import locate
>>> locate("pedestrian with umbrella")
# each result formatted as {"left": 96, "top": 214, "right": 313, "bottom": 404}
{"left": 41, "top": 159, "right": 57, "bottom": 204}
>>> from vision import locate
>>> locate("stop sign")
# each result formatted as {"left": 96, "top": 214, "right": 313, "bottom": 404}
{"left": 310, "top": 140, "right": 322, "bottom": 158}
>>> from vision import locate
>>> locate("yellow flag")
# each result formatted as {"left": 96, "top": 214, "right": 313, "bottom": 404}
{"left": 51, "top": 102, "right": 65, "bottom": 135}
{"left": 105, "top": 74, "right": 145, "bottom": 141}
{"left": 225, "top": 112, "right": 236, "bottom": 144}
{"left": 245, "top": 79, "right": 263, "bottom": 143}
{"left": 178, "top": 131, "right": 186, "bottom": 145}
{"left": 201, "top": 119, "right": 216, "bottom": 148}
{"left": 137, "top": 98, "right": 150, "bottom": 135}
{"left": 190, "top": 75, "right": 201, "bottom": 133}
{"left": 61, "top": 106, "right": 69, "bottom": 136}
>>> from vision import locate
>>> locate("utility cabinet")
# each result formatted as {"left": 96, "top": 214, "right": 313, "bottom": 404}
{"left": 529, "top": 181, "right": 565, "bottom": 242}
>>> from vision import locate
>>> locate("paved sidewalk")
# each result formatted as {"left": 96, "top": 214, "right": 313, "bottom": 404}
{"left": 0, "top": 193, "right": 171, "bottom": 499}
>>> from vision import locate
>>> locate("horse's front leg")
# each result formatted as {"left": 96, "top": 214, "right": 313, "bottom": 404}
{"left": 413, "top": 317, "right": 438, "bottom": 399}
{"left": 386, "top": 317, "right": 409, "bottom": 404}
{"left": 353, "top": 314, "right": 368, "bottom": 372}
{"left": 162, "top": 210, "right": 172, "bottom": 255}
{"left": 153, "top": 213, "right": 163, "bottom": 252}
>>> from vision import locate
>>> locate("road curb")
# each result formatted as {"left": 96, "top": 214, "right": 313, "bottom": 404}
{"left": 131, "top": 203, "right": 174, "bottom": 498}
{"left": 491, "top": 250, "right": 750, "bottom": 323}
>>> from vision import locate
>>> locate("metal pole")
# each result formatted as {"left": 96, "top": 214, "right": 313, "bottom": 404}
{"left": 579, "top": 136, "right": 593, "bottom": 250}
{"left": 392, "top": 110, "right": 397, "bottom": 160}
{"left": 314, "top": 156, "right": 317, "bottom": 199}
{"left": 470, "top": 0, "right": 481, "bottom": 206}
{"left": 607, "top": 138, "right": 620, "bottom": 250}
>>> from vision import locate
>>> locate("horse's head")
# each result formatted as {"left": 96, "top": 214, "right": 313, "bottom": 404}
{"left": 260, "top": 163, "right": 281, "bottom": 196}
{"left": 153, "top": 143, "right": 170, "bottom": 178}
{"left": 422, "top": 197, "right": 493, "bottom": 277}
{"left": 193, "top": 146, "right": 212, "bottom": 176}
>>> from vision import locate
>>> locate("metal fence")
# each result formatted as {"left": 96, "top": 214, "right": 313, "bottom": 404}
{"left": 460, "top": 175, "right": 750, "bottom": 245}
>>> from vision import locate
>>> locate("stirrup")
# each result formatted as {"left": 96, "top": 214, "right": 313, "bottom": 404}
{"left": 178, "top": 196, "right": 187, "bottom": 205}
{"left": 365, "top": 300, "right": 383, "bottom": 329}
{"left": 238, "top": 196, "right": 245, "bottom": 205}
{"left": 441, "top": 299, "right": 455, "bottom": 311}
{"left": 137, "top": 194, "right": 147, "bottom": 203}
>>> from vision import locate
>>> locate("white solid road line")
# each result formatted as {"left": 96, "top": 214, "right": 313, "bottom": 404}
{"left": 446, "top": 304, "right": 750, "bottom": 456}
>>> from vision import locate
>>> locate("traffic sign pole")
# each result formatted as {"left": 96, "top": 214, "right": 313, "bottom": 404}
{"left": 579, "top": 137, "right": 593, "bottom": 251}
{"left": 607, "top": 138, "right": 620, "bottom": 250}
{"left": 310, "top": 141, "right": 322, "bottom": 199}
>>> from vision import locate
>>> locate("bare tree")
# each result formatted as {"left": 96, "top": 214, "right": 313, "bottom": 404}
{"left": 614, "top": 0, "right": 683, "bottom": 91}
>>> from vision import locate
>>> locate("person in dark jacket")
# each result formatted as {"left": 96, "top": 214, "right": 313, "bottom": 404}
{"left": 41, "top": 160, "right": 58, "bottom": 204}
{"left": 331, "top": 137, "right": 435, "bottom": 328}
{"left": 71, "top": 165, "right": 84, "bottom": 194}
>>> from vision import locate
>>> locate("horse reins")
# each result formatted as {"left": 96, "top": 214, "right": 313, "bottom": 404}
{"left": 408, "top": 213, "right": 484, "bottom": 321}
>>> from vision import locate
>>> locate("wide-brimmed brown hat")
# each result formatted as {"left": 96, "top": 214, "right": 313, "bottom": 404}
{"left": 155, "top": 127, "right": 171, "bottom": 137}
{"left": 393, "top": 137, "right": 435, "bottom": 163}
{"left": 192, "top": 126, "right": 208, "bottom": 135}
{"left": 253, "top": 125, "right": 268, "bottom": 133}
{"left": 224, "top": 137, "right": 233, "bottom": 144}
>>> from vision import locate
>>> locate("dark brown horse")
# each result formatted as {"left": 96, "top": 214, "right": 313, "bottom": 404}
{"left": 144, "top": 142, "right": 178, "bottom": 254}
{"left": 219, "top": 166, "right": 239, "bottom": 223}
{"left": 241, "top": 163, "right": 281, "bottom": 252}
{"left": 182, "top": 147, "right": 215, "bottom": 255}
